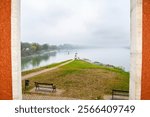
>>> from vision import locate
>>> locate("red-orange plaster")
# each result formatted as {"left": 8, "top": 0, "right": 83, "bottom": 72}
{"left": 0, "top": 0, "right": 12, "bottom": 100}
{"left": 141, "top": 0, "right": 150, "bottom": 100}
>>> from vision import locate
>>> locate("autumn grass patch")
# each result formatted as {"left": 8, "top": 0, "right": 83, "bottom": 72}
{"left": 22, "top": 60, "right": 129, "bottom": 99}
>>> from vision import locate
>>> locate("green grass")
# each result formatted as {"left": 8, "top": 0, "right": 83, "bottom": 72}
{"left": 22, "top": 59, "right": 72, "bottom": 76}
{"left": 22, "top": 60, "right": 129, "bottom": 100}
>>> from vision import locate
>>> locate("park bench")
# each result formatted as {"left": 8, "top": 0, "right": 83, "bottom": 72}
{"left": 34, "top": 82, "right": 56, "bottom": 92}
{"left": 112, "top": 89, "right": 129, "bottom": 100}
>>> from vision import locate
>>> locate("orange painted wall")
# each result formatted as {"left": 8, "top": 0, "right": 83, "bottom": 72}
{"left": 142, "top": 0, "right": 150, "bottom": 100}
{"left": 0, "top": 0, "right": 12, "bottom": 100}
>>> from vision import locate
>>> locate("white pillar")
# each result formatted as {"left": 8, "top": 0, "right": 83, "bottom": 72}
{"left": 11, "top": 0, "right": 22, "bottom": 100}
{"left": 130, "top": 0, "right": 142, "bottom": 100}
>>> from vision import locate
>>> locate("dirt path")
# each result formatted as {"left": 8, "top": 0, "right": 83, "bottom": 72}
{"left": 22, "top": 60, "right": 73, "bottom": 80}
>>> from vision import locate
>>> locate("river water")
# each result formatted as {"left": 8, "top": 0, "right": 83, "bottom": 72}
{"left": 21, "top": 48, "right": 130, "bottom": 71}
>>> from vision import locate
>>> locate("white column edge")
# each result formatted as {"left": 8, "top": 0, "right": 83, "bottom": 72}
{"left": 130, "top": 0, "right": 142, "bottom": 100}
{"left": 11, "top": 0, "right": 22, "bottom": 100}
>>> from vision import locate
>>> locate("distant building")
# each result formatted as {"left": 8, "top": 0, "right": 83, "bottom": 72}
{"left": 74, "top": 53, "right": 78, "bottom": 60}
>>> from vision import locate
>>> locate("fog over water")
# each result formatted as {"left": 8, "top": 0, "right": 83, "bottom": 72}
{"left": 21, "top": 0, "right": 130, "bottom": 71}
{"left": 21, "top": 0, "right": 130, "bottom": 47}
{"left": 22, "top": 48, "right": 129, "bottom": 71}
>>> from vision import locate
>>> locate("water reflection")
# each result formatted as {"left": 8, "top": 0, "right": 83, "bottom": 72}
{"left": 21, "top": 51, "right": 57, "bottom": 71}
{"left": 21, "top": 48, "right": 130, "bottom": 71}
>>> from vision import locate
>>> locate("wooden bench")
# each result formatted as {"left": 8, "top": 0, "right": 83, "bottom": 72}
{"left": 34, "top": 82, "right": 56, "bottom": 92}
{"left": 112, "top": 90, "right": 129, "bottom": 100}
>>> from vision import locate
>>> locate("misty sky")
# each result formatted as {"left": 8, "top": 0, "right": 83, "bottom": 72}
{"left": 21, "top": 0, "right": 130, "bottom": 47}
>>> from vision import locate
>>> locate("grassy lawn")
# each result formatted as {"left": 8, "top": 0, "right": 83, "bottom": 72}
{"left": 22, "top": 59, "right": 72, "bottom": 76}
{"left": 22, "top": 60, "right": 129, "bottom": 99}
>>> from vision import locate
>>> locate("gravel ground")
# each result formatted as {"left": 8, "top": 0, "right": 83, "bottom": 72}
{"left": 23, "top": 94, "right": 79, "bottom": 100}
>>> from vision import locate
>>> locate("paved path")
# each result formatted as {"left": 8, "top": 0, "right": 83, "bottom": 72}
{"left": 22, "top": 60, "right": 73, "bottom": 80}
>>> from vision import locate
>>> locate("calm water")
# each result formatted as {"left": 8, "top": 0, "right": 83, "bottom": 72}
{"left": 21, "top": 48, "right": 130, "bottom": 71}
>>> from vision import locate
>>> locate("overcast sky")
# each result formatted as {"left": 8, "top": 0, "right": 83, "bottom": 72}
{"left": 21, "top": 0, "right": 130, "bottom": 47}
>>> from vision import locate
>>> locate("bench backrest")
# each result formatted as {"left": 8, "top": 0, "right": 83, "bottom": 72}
{"left": 34, "top": 82, "right": 53, "bottom": 86}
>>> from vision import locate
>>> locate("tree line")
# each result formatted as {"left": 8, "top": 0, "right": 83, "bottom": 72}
{"left": 21, "top": 42, "right": 76, "bottom": 57}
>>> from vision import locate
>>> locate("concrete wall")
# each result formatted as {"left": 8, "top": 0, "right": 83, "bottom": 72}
{"left": 130, "top": 0, "right": 142, "bottom": 100}
{"left": 11, "top": 0, "right": 22, "bottom": 100}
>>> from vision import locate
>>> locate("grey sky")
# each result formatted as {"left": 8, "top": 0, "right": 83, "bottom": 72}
{"left": 21, "top": 0, "right": 130, "bottom": 47}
